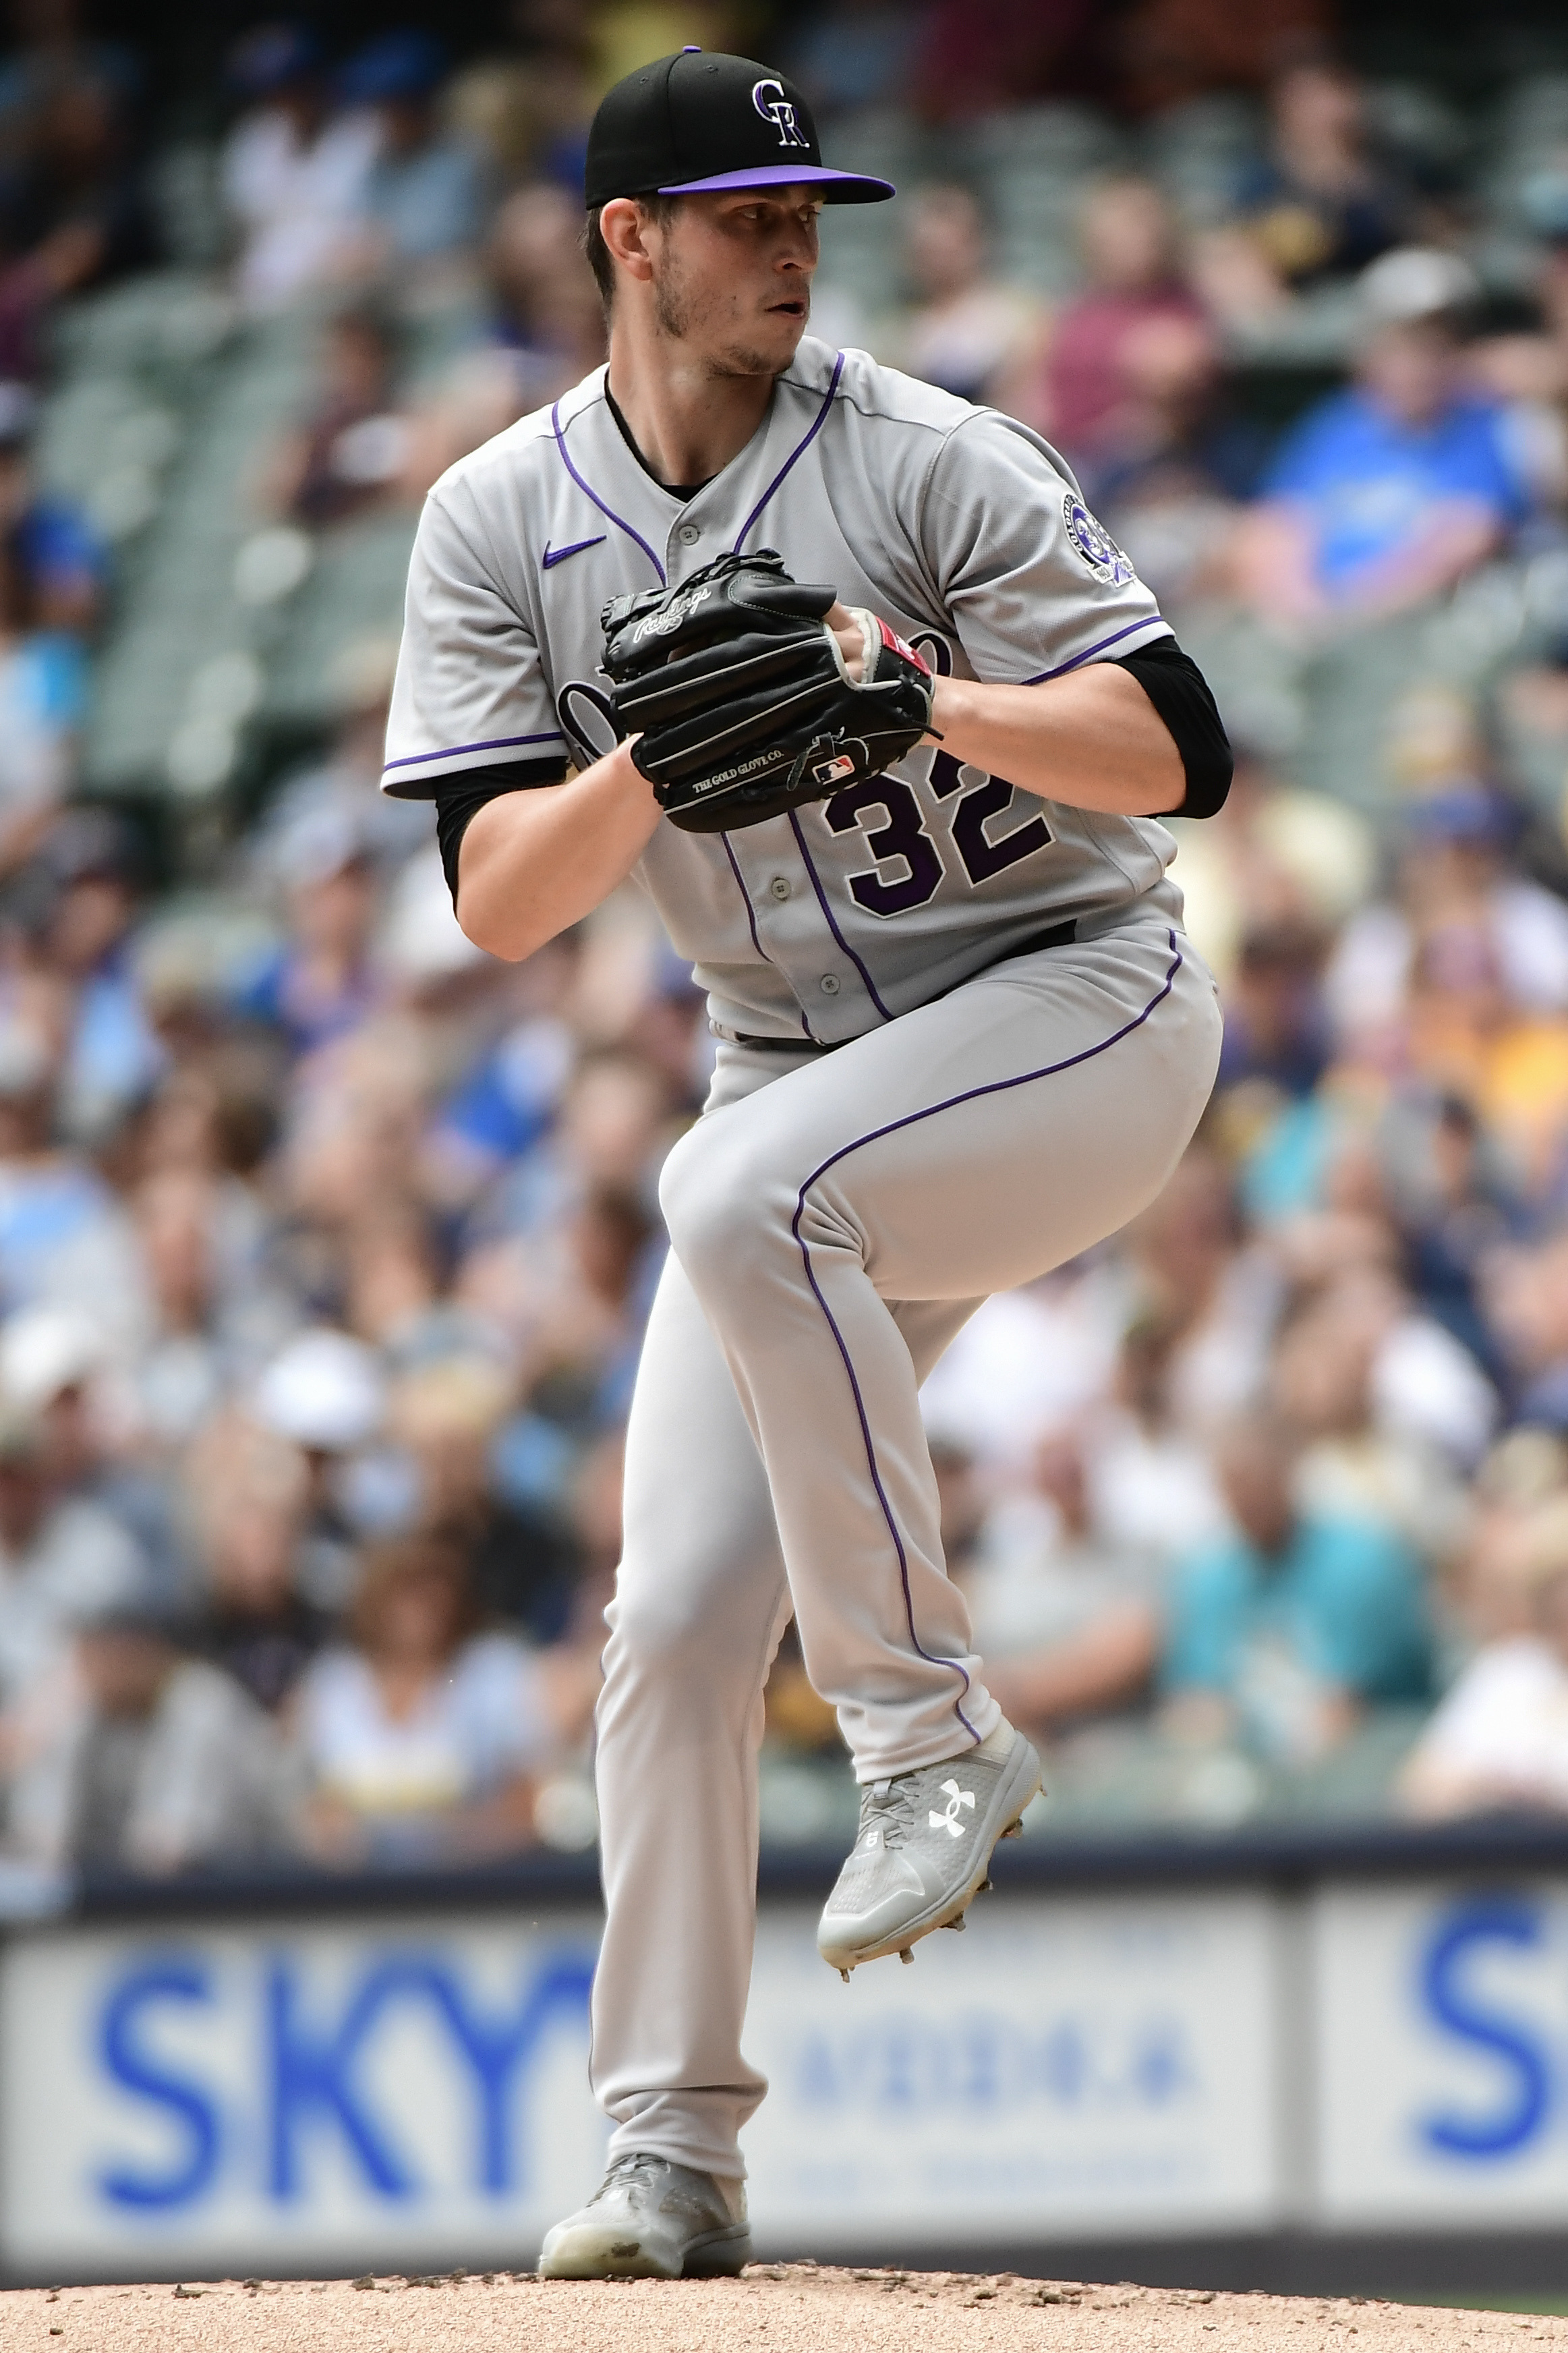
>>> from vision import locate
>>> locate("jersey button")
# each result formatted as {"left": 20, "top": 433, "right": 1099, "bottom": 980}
{"left": 677, "top": 523, "right": 701, "bottom": 546}
{"left": 769, "top": 876, "right": 791, "bottom": 901}
{"left": 819, "top": 974, "right": 840, "bottom": 995}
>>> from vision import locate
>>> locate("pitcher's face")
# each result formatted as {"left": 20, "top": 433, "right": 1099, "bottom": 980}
{"left": 643, "top": 188, "right": 822, "bottom": 379}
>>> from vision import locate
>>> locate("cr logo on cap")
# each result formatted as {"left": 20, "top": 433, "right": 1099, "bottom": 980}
{"left": 751, "top": 77, "right": 810, "bottom": 150}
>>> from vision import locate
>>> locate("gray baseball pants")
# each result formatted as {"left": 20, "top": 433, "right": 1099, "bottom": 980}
{"left": 589, "top": 905, "right": 1223, "bottom": 2180}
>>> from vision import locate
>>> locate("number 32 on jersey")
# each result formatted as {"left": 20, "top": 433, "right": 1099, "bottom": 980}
{"left": 821, "top": 632, "right": 1050, "bottom": 918}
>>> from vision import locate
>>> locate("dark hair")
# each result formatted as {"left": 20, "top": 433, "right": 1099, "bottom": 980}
{"left": 582, "top": 194, "right": 680, "bottom": 312}
{"left": 349, "top": 1533, "right": 477, "bottom": 1659}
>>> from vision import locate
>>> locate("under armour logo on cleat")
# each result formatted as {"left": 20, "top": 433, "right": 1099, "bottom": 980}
{"left": 929, "top": 1780, "right": 975, "bottom": 1838}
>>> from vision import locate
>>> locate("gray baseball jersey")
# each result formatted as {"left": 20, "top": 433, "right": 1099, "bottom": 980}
{"left": 383, "top": 335, "right": 1179, "bottom": 1043}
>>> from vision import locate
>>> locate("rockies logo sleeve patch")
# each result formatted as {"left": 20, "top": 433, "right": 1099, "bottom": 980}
{"left": 1062, "top": 492, "right": 1134, "bottom": 587}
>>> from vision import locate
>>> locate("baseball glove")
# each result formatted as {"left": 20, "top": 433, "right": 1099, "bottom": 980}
{"left": 600, "top": 548, "right": 935, "bottom": 834}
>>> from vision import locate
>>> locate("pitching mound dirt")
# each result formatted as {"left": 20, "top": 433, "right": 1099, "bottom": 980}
{"left": 4, "top": 2266, "right": 1560, "bottom": 2350}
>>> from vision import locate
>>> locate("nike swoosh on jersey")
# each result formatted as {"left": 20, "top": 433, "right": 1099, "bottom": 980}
{"left": 543, "top": 535, "right": 608, "bottom": 569}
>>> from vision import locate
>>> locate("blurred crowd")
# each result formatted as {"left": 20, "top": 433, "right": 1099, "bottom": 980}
{"left": 6, "top": 0, "right": 1568, "bottom": 1881}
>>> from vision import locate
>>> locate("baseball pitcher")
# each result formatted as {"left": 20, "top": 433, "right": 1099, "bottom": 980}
{"left": 384, "top": 47, "right": 1230, "bottom": 2280}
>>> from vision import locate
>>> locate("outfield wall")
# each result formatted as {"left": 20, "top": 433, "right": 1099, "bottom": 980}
{"left": 2, "top": 1827, "right": 1567, "bottom": 2290}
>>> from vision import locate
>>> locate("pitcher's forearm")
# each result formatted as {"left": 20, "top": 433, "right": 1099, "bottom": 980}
{"left": 456, "top": 659, "right": 1186, "bottom": 964}
{"left": 455, "top": 743, "right": 662, "bottom": 961}
{"left": 930, "top": 663, "right": 1186, "bottom": 818}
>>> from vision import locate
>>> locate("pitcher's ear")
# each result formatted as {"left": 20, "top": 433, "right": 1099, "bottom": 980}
{"left": 598, "top": 198, "right": 656, "bottom": 284}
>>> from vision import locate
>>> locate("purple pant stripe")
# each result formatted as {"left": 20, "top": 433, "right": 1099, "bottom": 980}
{"left": 788, "top": 1203, "right": 979, "bottom": 1745}
{"left": 789, "top": 928, "right": 1184, "bottom": 1745}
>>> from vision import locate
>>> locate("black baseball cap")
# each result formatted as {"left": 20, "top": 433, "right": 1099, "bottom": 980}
{"left": 585, "top": 49, "right": 894, "bottom": 210}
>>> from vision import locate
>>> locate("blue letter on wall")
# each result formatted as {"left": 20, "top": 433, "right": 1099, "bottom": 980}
{"left": 1419, "top": 1897, "right": 1550, "bottom": 2158}
{"left": 267, "top": 1959, "right": 419, "bottom": 2201}
{"left": 430, "top": 1951, "right": 596, "bottom": 2193}
{"left": 97, "top": 1960, "right": 220, "bottom": 2209}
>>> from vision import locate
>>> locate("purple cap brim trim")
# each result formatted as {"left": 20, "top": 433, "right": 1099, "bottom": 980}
{"left": 655, "top": 164, "right": 894, "bottom": 201}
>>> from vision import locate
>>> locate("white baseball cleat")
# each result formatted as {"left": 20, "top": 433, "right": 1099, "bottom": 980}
{"left": 537, "top": 2151, "right": 751, "bottom": 2279}
{"left": 816, "top": 1718, "right": 1042, "bottom": 1977}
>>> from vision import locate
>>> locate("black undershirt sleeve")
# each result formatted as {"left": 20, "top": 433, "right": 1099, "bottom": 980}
{"left": 1109, "top": 636, "right": 1232, "bottom": 820}
{"left": 434, "top": 756, "right": 568, "bottom": 903}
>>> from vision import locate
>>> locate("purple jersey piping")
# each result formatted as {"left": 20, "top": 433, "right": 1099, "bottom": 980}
{"left": 718, "top": 831, "right": 821, "bottom": 1045}
{"left": 788, "top": 810, "right": 894, "bottom": 1021}
{"left": 1021, "top": 616, "right": 1169, "bottom": 685}
{"left": 790, "top": 929, "right": 1184, "bottom": 1747}
{"left": 731, "top": 351, "right": 845, "bottom": 554}
{"left": 552, "top": 399, "right": 666, "bottom": 584}
{"left": 720, "top": 832, "right": 767, "bottom": 961}
{"left": 383, "top": 729, "right": 565, "bottom": 772}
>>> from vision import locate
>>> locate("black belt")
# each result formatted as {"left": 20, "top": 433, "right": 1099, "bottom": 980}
{"left": 998, "top": 915, "right": 1078, "bottom": 960}
{"left": 728, "top": 917, "right": 1079, "bottom": 1053}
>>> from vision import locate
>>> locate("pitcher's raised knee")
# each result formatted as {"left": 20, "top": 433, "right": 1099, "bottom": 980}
{"left": 658, "top": 1117, "right": 798, "bottom": 1295}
